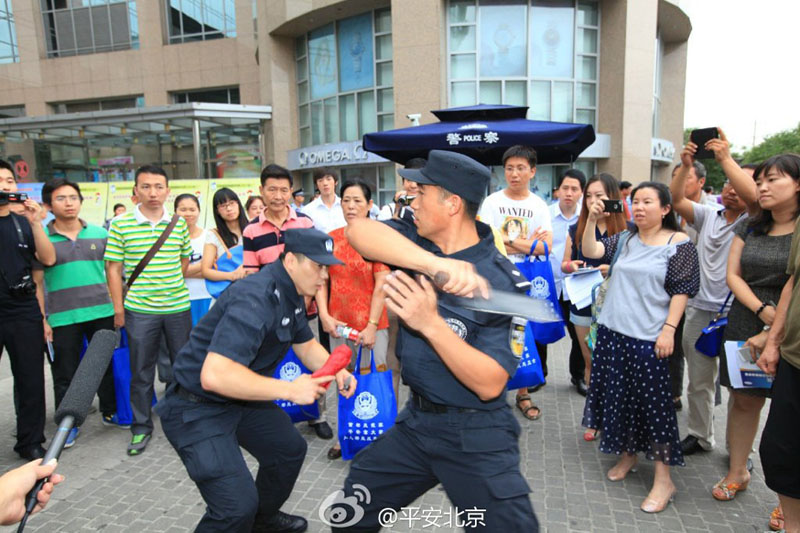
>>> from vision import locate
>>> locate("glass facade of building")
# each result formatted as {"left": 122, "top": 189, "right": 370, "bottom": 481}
{"left": 296, "top": 8, "right": 393, "bottom": 148}
{"left": 0, "top": 0, "right": 18, "bottom": 63}
{"left": 41, "top": 0, "right": 139, "bottom": 57}
{"left": 448, "top": 0, "right": 599, "bottom": 127}
{"left": 167, "top": 0, "right": 236, "bottom": 44}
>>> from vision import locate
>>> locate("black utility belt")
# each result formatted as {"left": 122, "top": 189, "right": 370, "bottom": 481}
{"left": 174, "top": 384, "right": 244, "bottom": 406}
{"left": 410, "top": 391, "right": 480, "bottom": 414}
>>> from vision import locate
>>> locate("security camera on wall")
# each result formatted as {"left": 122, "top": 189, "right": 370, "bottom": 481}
{"left": 406, "top": 113, "right": 421, "bottom": 126}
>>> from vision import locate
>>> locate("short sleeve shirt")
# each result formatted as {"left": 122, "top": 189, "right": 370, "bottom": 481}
{"left": 688, "top": 203, "right": 747, "bottom": 312}
{"left": 242, "top": 207, "right": 313, "bottom": 270}
{"left": 172, "top": 260, "right": 314, "bottom": 402}
{"left": 384, "top": 218, "right": 531, "bottom": 410}
{"left": 478, "top": 190, "right": 552, "bottom": 263}
{"left": 104, "top": 206, "right": 192, "bottom": 314}
{"left": 0, "top": 213, "right": 40, "bottom": 321}
{"left": 780, "top": 218, "right": 800, "bottom": 369}
{"left": 327, "top": 227, "right": 390, "bottom": 331}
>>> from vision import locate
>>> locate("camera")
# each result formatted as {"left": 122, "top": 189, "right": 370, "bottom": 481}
{"left": 0, "top": 191, "right": 28, "bottom": 206}
{"left": 397, "top": 195, "right": 416, "bottom": 207}
{"left": 8, "top": 273, "right": 36, "bottom": 299}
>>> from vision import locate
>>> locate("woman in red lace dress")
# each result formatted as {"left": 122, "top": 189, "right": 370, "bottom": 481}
{"left": 317, "top": 179, "right": 390, "bottom": 460}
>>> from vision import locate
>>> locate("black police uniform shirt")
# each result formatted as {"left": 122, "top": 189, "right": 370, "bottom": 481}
{"left": 0, "top": 212, "right": 40, "bottom": 321}
{"left": 172, "top": 260, "right": 314, "bottom": 402}
{"left": 384, "top": 217, "right": 530, "bottom": 410}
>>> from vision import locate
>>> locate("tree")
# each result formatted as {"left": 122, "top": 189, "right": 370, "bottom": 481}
{"left": 742, "top": 123, "right": 800, "bottom": 164}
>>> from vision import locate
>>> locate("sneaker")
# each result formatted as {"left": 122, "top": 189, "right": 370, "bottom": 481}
{"left": 127, "top": 433, "right": 151, "bottom": 456}
{"left": 64, "top": 427, "right": 80, "bottom": 449}
{"left": 101, "top": 413, "right": 131, "bottom": 429}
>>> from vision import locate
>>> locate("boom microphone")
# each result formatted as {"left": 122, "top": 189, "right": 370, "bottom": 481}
{"left": 18, "top": 329, "right": 117, "bottom": 532}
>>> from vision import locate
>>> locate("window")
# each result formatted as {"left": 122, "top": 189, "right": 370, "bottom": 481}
{"left": 0, "top": 0, "right": 18, "bottom": 63}
{"left": 173, "top": 87, "right": 240, "bottom": 104}
{"left": 652, "top": 31, "right": 663, "bottom": 137}
{"left": 447, "top": 0, "right": 599, "bottom": 127}
{"left": 41, "top": 0, "right": 139, "bottom": 58}
{"left": 0, "top": 105, "right": 24, "bottom": 118}
{"left": 167, "top": 0, "right": 236, "bottom": 44}
{"left": 51, "top": 95, "right": 143, "bottom": 114}
{"left": 296, "top": 9, "right": 393, "bottom": 147}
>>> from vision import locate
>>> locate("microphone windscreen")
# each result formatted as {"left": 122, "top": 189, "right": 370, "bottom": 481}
{"left": 55, "top": 329, "right": 117, "bottom": 426}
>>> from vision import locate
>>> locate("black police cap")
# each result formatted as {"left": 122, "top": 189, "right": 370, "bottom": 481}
{"left": 283, "top": 228, "right": 344, "bottom": 266}
{"left": 397, "top": 150, "right": 490, "bottom": 205}
{"left": 292, "top": 189, "right": 305, "bottom": 198}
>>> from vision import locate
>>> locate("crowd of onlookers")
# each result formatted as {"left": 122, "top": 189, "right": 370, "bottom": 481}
{"left": 1, "top": 126, "right": 799, "bottom": 531}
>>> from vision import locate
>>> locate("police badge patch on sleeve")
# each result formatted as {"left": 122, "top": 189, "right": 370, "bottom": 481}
{"left": 509, "top": 317, "right": 527, "bottom": 359}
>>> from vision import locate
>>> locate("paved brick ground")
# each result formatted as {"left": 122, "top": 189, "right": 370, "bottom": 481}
{"left": 0, "top": 338, "right": 778, "bottom": 532}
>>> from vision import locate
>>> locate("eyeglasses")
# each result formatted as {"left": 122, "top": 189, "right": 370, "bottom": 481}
{"left": 504, "top": 165, "right": 531, "bottom": 174}
{"left": 54, "top": 195, "right": 80, "bottom": 202}
{"left": 218, "top": 201, "right": 238, "bottom": 210}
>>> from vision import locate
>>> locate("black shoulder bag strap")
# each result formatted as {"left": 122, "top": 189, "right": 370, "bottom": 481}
{"left": 126, "top": 213, "right": 180, "bottom": 289}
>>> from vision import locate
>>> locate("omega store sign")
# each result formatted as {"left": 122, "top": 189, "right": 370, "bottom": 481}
{"left": 287, "top": 140, "right": 388, "bottom": 171}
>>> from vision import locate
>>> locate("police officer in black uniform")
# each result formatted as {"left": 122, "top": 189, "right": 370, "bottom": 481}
{"left": 156, "top": 228, "right": 357, "bottom": 533}
{"left": 326, "top": 150, "right": 539, "bottom": 531}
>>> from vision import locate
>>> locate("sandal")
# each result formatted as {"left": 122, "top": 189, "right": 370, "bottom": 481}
{"left": 327, "top": 446, "right": 342, "bottom": 460}
{"left": 515, "top": 394, "right": 541, "bottom": 420}
{"left": 711, "top": 478, "right": 749, "bottom": 501}
{"left": 583, "top": 429, "right": 598, "bottom": 442}
{"left": 769, "top": 505, "right": 784, "bottom": 531}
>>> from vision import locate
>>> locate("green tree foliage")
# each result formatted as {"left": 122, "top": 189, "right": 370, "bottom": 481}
{"left": 742, "top": 123, "right": 800, "bottom": 164}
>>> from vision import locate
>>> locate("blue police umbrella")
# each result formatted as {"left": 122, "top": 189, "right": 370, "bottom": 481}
{"left": 363, "top": 104, "right": 596, "bottom": 166}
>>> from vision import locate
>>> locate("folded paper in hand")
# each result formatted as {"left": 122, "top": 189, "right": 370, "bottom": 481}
{"left": 563, "top": 269, "right": 604, "bottom": 310}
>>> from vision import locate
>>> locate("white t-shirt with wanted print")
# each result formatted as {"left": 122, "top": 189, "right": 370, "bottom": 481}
{"left": 478, "top": 190, "right": 552, "bottom": 263}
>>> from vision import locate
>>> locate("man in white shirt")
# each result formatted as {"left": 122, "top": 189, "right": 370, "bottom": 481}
{"left": 478, "top": 145, "right": 552, "bottom": 421}
{"left": 302, "top": 167, "right": 346, "bottom": 234}
{"left": 549, "top": 169, "right": 588, "bottom": 396}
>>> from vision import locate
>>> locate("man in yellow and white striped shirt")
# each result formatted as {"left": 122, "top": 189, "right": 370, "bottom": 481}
{"left": 105, "top": 165, "right": 192, "bottom": 456}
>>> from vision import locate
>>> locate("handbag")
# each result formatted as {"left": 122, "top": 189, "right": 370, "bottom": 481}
{"left": 587, "top": 230, "right": 630, "bottom": 353}
{"left": 695, "top": 292, "right": 733, "bottom": 358}
{"left": 507, "top": 319, "right": 546, "bottom": 390}
{"left": 338, "top": 346, "right": 397, "bottom": 461}
{"left": 204, "top": 229, "right": 244, "bottom": 299}
{"left": 514, "top": 240, "right": 565, "bottom": 344}
{"left": 272, "top": 348, "right": 321, "bottom": 423}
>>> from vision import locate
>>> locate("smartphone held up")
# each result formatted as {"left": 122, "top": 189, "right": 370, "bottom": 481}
{"left": 689, "top": 127, "right": 719, "bottom": 159}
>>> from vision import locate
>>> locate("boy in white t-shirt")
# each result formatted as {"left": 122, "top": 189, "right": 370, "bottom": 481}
{"left": 478, "top": 145, "right": 552, "bottom": 421}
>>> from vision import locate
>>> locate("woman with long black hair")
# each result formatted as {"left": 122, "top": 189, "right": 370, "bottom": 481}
{"left": 202, "top": 188, "right": 248, "bottom": 288}
{"left": 581, "top": 181, "right": 700, "bottom": 513}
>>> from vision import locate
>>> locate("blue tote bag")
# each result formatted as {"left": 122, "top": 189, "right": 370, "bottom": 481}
{"left": 272, "top": 348, "right": 320, "bottom": 423}
{"left": 514, "top": 240, "right": 565, "bottom": 344}
{"left": 338, "top": 347, "right": 397, "bottom": 461}
{"left": 205, "top": 242, "right": 244, "bottom": 299}
{"left": 507, "top": 319, "right": 546, "bottom": 390}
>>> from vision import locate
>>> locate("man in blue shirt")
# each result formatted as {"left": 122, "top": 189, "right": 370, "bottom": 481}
{"left": 328, "top": 150, "right": 538, "bottom": 532}
{"left": 156, "top": 228, "right": 357, "bottom": 533}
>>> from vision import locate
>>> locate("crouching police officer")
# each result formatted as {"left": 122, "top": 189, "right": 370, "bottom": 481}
{"left": 326, "top": 150, "right": 538, "bottom": 532}
{"left": 157, "top": 228, "right": 356, "bottom": 533}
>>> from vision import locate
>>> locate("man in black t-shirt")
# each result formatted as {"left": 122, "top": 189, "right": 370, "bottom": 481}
{"left": 0, "top": 160, "right": 56, "bottom": 460}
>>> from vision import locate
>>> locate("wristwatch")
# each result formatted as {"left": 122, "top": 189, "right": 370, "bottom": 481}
{"left": 763, "top": 325, "right": 771, "bottom": 332}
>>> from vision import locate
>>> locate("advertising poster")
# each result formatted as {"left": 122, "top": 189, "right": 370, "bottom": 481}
{"left": 309, "top": 23, "right": 337, "bottom": 100}
{"left": 215, "top": 147, "right": 262, "bottom": 179}
{"left": 15, "top": 182, "right": 44, "bottom": 203}
{"left": 105, "top": 181, "right": 137, "bottom": 220}
{"left": 77, "top": 182, "right": 109, "bottom": 226}
{"left": 529, "top": 1, "right": 575, "bottom": 79}
{"left": 337, "top": 13, "right": 374, "bottom": 92}
{"left": 479, "top": 3, "right": 527, "bottom": 77}
{"left": 166, "top": 180, "right": 210, "bottom": 222}
{"left": 206, "top": 178, "right": 261, "bottom": 228}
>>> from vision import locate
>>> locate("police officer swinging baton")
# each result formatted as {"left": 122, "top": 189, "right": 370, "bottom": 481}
{"left": 433, "top": 272, "right": 562, "bottom": 324}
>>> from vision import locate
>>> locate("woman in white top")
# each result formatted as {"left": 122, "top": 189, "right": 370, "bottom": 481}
{"left": 202, "top": 188, "right": 248, "bottom": 286}
{"left": 174, "top": 194, "right": 211, "bottom": 324}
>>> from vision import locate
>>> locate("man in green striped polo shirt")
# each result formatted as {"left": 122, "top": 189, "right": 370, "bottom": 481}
{"left": 105, "top": 165, "right": 193, "bottom": 456}
{"left": 42, "top": 178, "right": 127, "bottom": 449}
